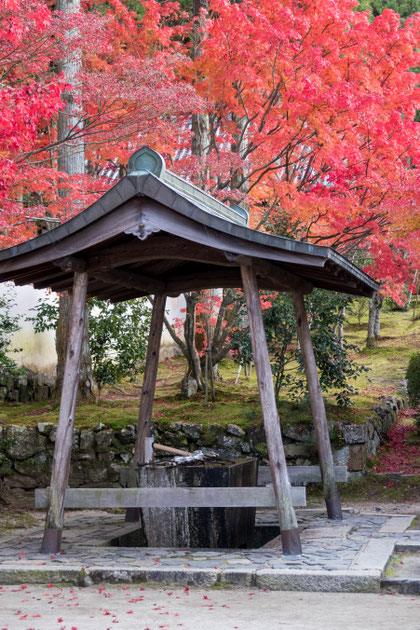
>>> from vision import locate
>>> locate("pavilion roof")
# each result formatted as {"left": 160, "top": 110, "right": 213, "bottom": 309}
{"left": 0, "top": 147, "right": 379, "bottom": 300}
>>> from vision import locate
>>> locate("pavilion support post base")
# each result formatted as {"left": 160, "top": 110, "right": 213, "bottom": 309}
{"left": 125, "top": 507, "right": 141, "bottom": 522}
{"left": 281, "top": 527, "right": 303, "bottom": 555}
{"left": 325, "top": 497, "right": 343, "bottom": 521}
{"left": 41, "top": 529, "right": 62, "bottom": 555}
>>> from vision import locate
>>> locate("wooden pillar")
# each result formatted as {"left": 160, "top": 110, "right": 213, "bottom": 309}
{"left": 241, "top": 265, "right": 302, "bottom": 555}
{"left": 292, "top": 290, "right": 343, "bottom": 520}
{"left": 126, "top": 292, "right": 167, "bottom": 522}
{"left": 41, "top": 271, "right": 89, "bottom": 553}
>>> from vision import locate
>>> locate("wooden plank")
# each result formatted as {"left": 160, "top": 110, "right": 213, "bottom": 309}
{"left": 292, "top": 290, "right": 343, "bottom": 520}
{"left": 41, "top": 271, "right": 89, "bottom": 554}
{"left": 35, "top": 486, "right": 307, "bottom": 509}
{"left": 258, "top": 466, "right": 348, "bottom": 485}
{"left": 241, "top": 264, "right": 302, "bottom": 554}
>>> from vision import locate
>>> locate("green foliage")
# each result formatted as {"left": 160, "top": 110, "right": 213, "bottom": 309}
{"left": 356, "top": 0, "right": 419, "bottom": 22}
{"left": 264, "top": 290, "right": 369, "bottom": 407}
{"left": 263, "top": 293, "right": 296, "bottom": 396}
{"left": 230, "top": 288, "right": 369, "bottom": 408}
{"left": 27, "top": 295, "right": 152, "bottom": 397}
{"left": 406, "top": 351, "right": 420, "bottom": 408}
{"left": 89, "top": 297, "right": 151, "bottom": 397}
{"left": 0, "top": 288, "right": 21, "bottom": 371}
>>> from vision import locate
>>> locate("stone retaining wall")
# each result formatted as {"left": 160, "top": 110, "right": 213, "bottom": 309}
{"left": 0, "top": 367, "right": 52, "bottom": 403}
{"left": 0, "top": 395, "right": 403, "bottom": 491}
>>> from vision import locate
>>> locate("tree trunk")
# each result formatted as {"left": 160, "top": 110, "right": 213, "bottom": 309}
{"left": 184, "top": 292, "right": 203, "bottom": 390}
{"left": 54, "top": 0, "right": 93, "bottom": 401}
{"left": 367, "top": 292, "right": 383, "bottom": 348}
{"left": 337, "top": 306, "right": 345, "bottom": 349}
{"left": 407, "top": 270, "right": 417, "bottom": 310}
{"left": 55, "top": 297, "right": 94, "bottom": 402}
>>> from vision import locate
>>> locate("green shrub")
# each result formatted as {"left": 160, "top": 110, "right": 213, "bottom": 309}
{"left": 406, "top": 352, "right": 420, "bottom": 408}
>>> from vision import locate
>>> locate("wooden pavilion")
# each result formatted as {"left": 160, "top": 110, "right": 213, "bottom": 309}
{"left": 0, "top": 147, "right": 379, "bottom": 555}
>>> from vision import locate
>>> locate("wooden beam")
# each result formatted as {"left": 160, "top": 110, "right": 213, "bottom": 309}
{"left": 35, "top": 486, "right": 306, "bottom": 509}
{"left": 40, "top": 271, "right": 89, "bottom": 554}
{"left": 240, "top": 263, "right": 302, "bottom": 555}
{"left": 53, "top": 256, "right": 87, "bottom": 273}
{"left": 292, "top": 289, "right": 343, "bottom": 520}
{"left": 258, "top": 465, "right": 348, "bottom": 485}
{"left": 91, "top": 269, "right": 165, "bottom": 294}
{"left": 126, "top": 293, "right": 166, "bottom": 522}
{"left": 87, "top": 236, "right": 232, "bottom": 271}
{"left": 227, "top": 253, "right": 313, "bottom": 294}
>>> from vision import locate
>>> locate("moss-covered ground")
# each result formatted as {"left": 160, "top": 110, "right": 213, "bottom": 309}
{"left": 0, "top": 304, "right": 419, "bottom": 432}
{"left": 307, "top": 473, "right": 420, "bottom": 505}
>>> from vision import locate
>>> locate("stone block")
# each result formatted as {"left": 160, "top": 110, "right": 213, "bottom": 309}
{"left": 0, "top": 455, "right": 12, "bottom": 476}
{"left": 246, "top": 424, "right": 266, "bottom": 449}
{"left": 72, "top": 428, "right": 80, "bottom": 449}
{"left": 5, "top": 426, "right": 47, "bottom": 460}
{"left": 98, "top": 451, "right": 116, "bottom": 465}
{"left": 180, "top": 376, "right": 198, "bottom": 398}
{"left": 95, "top": 429, "right": 114, "bottom": 450}
{"left": 227, "top": 423, "right": 245, "bottom": 437}
{"left": 200, "top": 423, "right": 224, "bottom": 447}
{"left": 6, "top": 473, "right": 38, "bottom": 490}
{"left": 137, "top": 458, "right": 257, "bottom": 548}
{"left": 183, "top": 423, "right": 202, "bottom": 441}
{"left": 119, "top": 425, "right": 135, "bottom": 445}
{"left": 342, "top": 424, "right": 368, "bottom": 444}
{"left": 88, "top": 463, "right": 109, "bottom": 483}
{"left": 14, "top": 453, "right": 51, "bottom": 483}
{"left": 7, "top": 389, "right": 19, "bottom": 402}
{"left": 333, "top": 446, "right": 350, "bottom": 467}
{"left": 37, "top": 422, "right": 54, "bottom": 436}
{"left": 241, "top": 441, "right": 252, "bottom": 453}
{"left": 34, "top": 385, "right": 50, "bottom": 401}
{"left": 255, "top": 569, "right": 380, "bottom": 592}
{"left": 367, "top": 431, "right": 381, "bottom": 456}
{"left": 80, "top": 429, "right": 95, "bottom": 450}
{"left": 347, "top": 444, "right": 367, "bottom": 472}
{"left": 284, "top": 443, "right": 313, "bottom": 459}
{"left": 72, "top": 450, "right": 96, "bottom": 463}
{"left": 217, "top": 434, "right": 242, "bottom": 453}
{"left": 18, "top": 386, "right": 29, "bottom": 403}
{"left": 282, "top": 423, "right": 314, "bottom": 443}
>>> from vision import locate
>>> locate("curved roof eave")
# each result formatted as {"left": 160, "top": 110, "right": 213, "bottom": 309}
{"left": 0, "top": 172, "right": 380, "bottom": 295}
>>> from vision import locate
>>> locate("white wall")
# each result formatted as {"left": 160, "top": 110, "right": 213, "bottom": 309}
{"left": 1, "top": 283, "right": 57, "bottom": 379}
{"left": 1, "top": 282, "right": 185, "bottom": 376}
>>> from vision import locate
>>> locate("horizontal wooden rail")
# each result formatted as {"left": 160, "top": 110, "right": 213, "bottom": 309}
{"left": 258, "top": 465, "right": 348, "bottom": 486}
{"left": 35, "top": 486, "right": 306, "bottom": 509}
